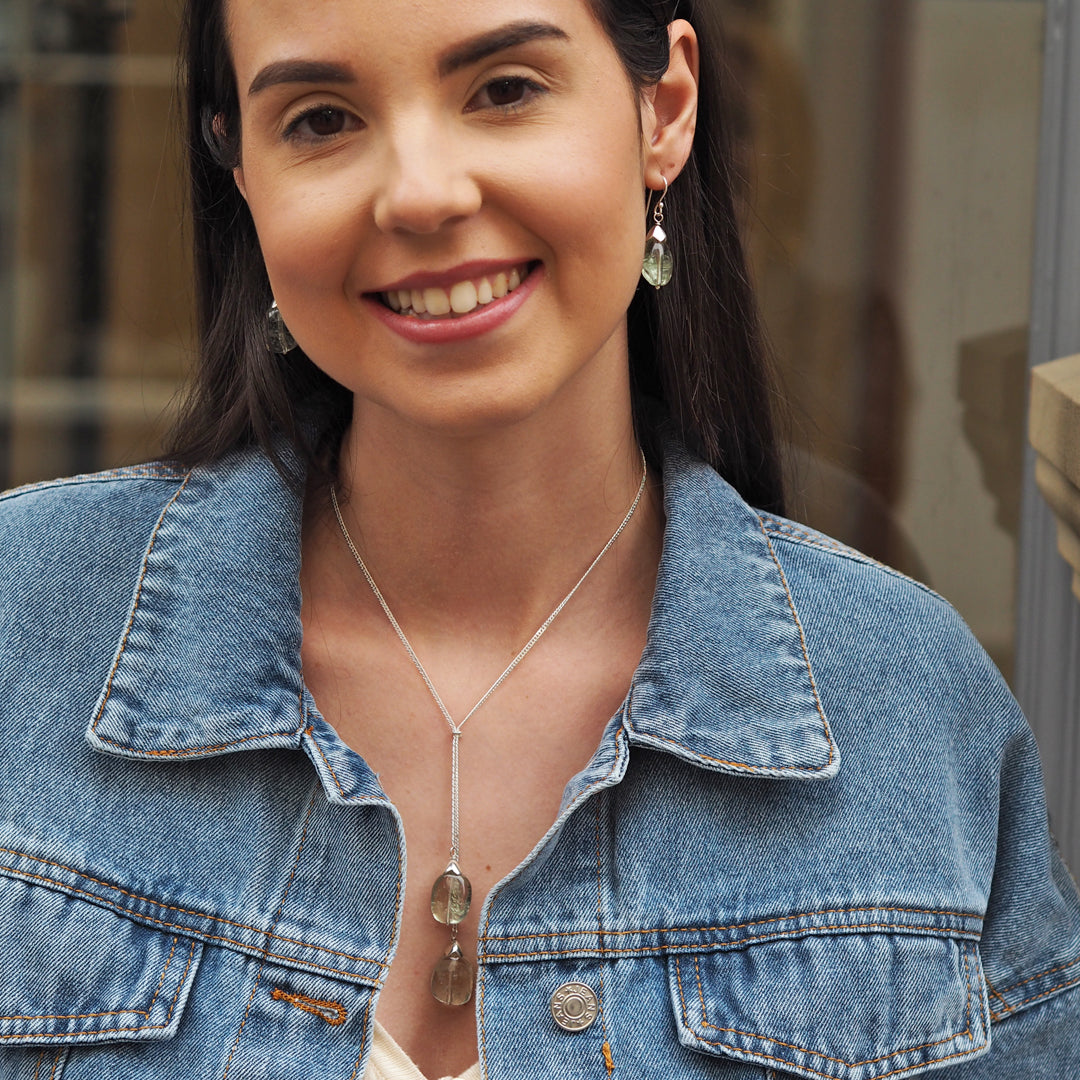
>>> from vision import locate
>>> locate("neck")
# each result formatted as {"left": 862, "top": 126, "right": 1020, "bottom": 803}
{"left": 313, "top": 390, "right": 661, "bottom": 647}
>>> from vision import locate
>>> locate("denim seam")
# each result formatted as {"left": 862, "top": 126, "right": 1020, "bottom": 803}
{"left": 594, "top": 796, "right": 614, "bottom": 1077}
{"left": 0, "top": 935, "right": 178, "bottom": 1023}
{"left": 301, "top": 724, "right": 405, "bottom": 972}
{"left": 759, "top": 518, "right": 942, "bottom": 602}
{"left": 346, "top": 990, "right": 374, "bottom": 1080}
{"left": 221, "top": 789, "right": 317, "bottom": 1080}
{"left": 989, "top": 972, "right": 1080, "bottom": 1019}
{"left": 32, "top": 1050, "right": 65, "bottom": 1080}
{"left": 0, "top": 939, "right": 196, "bottom": 1042}
{"left": 480, "top": 922, "right": 976, "bottom": 962}
{"left": 991, "top": 952, "right": 1080, "bottom": 996}
{"left": 0, "top": 848, "right": 385, "bottom": 969}
{"left": 479, "top": 906, "right": 980, "bottom": 943}
{"left": 687, "top": 947, "right": 975, "bottom": 1068}
{"left": 0, "top": 467, "right": 186, "bottom": 505}
{"left": 478, "top": 722, "right": 626, "bottom": 1077}
{"left": 756, "top": 520, "right": 834, "bottom": 767}
{"left": 673, "top": 946, "right": 986, "bottom": 1079}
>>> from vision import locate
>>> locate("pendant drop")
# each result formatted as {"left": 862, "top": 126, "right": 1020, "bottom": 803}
{"left": 430, "top": 940, "right": 476, "bottom": 1006}
{"left": 430, "top": 861, "right": 471, "bottom": 924}
{"left": 641, "top": 223, "right": 673, "bottom": 289}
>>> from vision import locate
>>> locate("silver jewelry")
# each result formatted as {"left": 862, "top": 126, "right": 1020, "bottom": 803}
{"left": 330, "top": 451, "right": 648, "bottom": 1006}
{"left": 641, "top": 174, "right": 673, "bottom": 290}
{"left": 267, "top": 299, "right": 298, "bottom": 354}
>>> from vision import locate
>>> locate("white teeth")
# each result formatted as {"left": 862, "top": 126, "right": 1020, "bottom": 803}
{"left": 423, "top": 287, "right": 451, "bottom": 316}
{"left": 450, "top": 280, "right": 478, "bottom": 314}
{"left": 384, "top": 265, "right": 529, "bottom": 317}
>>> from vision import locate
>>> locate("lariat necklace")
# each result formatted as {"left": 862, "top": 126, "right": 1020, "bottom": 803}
{"left": 329, "top": 452, "right": 647, "bottom": 1006}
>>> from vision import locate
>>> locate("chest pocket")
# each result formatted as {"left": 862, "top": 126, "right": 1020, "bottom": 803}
{"left": 0, "top": 874, "right": 203, "bottom": 1054}
{"left": 668, "top": 932, "right": 990, "bottom": 1080}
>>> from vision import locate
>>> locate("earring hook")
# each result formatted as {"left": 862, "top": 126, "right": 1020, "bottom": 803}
{"left": 647, "top": 174, "right": 669, "bottom": 224}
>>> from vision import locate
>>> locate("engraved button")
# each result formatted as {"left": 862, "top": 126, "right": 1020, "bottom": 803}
{"left": 550, "top": 982, "right": 598, "bottom": 1031}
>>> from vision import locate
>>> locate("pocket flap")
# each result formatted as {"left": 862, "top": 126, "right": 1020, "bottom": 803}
{"left": 0, "top": 876, "right": 203, "bottom": 1046}
{"left": 669, "top": 933, "right": 990, "bottom": 1080}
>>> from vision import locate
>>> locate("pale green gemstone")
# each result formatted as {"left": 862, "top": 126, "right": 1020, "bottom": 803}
{"left": 430, "top": 862, "right": 471, "bottom": 925}
{"left": 430, "top": 941, "right": 475, "bottom": 1006}
{"left": 641, "top": 239, "right": 673, "bottom": 288}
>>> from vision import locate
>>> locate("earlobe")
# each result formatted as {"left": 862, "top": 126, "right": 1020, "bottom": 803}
{"left": 642, "top": 19, "right": 700, "bottom": 189}
{"left": 233, "top": 166, "right": 248, "bottom": 202}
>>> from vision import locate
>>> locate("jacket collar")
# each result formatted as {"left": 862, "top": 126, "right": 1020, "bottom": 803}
{"left": 87, "top": 436, "right": 838, "bottom": 780}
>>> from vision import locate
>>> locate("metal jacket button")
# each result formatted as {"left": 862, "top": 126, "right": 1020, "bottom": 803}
{"left": 550, "top": 982, "right": 598, "bottom": 1031}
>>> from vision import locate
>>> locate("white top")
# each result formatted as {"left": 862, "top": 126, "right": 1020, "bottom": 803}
{"left": 364, "top": 1021, "right": 483, "bottom": 1080}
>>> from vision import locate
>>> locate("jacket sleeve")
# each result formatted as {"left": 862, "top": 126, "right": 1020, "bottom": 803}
{"left": 949, "top": 712, "right": 1080, "bottom": 1076}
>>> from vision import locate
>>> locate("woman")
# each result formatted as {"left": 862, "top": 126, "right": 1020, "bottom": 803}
{"left": 0, "top": 0, "right": 1077, "bottom": 1078}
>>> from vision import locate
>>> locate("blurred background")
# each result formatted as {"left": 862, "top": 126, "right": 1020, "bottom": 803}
{"left": 0, "top": 1, "right": 1074, "bottom": 849}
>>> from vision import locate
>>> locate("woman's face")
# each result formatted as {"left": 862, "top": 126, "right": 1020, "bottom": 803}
{"left": 228, "top": 0, "right": 656, "bottom": 436}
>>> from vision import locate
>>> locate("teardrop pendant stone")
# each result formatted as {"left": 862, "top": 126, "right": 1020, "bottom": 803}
{"left": 430, "top": 861, "right": 471, "bottom": 925}
{"left": 641, "top": 236, "right": 673, "bottom": 289}
{"left": 430, "top": 940, "right": 475, "bottom": 1006}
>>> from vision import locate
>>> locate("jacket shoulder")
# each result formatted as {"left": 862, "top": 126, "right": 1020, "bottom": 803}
{"left": 0, "top": 464, "right": 189, "bottom": 596}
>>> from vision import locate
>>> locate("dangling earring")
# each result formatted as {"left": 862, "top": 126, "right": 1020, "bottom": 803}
{"left": 267, "top": 299, "right": 297, "bottom": 354}
{"left": 641, "top": 175, "right": 673, "bottom": 290}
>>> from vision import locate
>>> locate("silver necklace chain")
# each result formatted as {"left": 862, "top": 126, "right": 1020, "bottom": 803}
{"left": 329, "top": 451, "right": 647, "bottom": 864}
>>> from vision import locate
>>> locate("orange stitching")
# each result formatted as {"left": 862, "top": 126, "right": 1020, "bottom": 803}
{"left": 168, "top": 940, "right": 199, "bottom": 1018}
{"left": 304, "top": 724, "right": 347, "bottom": 799}
{"left": 90, "top": 475, "right": 191, "bottom": 735}
{"left": 271, "top": 987, "right": 347, "bottom": 1026}
{"left": 0, "top": 848, "right": 382, "bottom": 968}
{"left": 0, "top": 863, "right": 385, "bottom": 979}
{"left": 223, "top": 792, "right": 317, "bottom": 1080}
{"left": 626, "top": 727, "right": 830, "bottom": 773}
{"left": 481, "top": 921, "right": 973, "bottom": 961}
{"left": 478, "top": 906, "right": 981, "bottom": 943}
{"left": 675, "top": 949, "right": 984, "bottom": 1080}
{"left": 479, "top": 721, "right": 626, "bottom": 1076}
{"left": 594, "top": 797, "right": 613, "bottom": 1075}
{"left": 1003, "top": 972, "right": 1080, "bottom": 1012}
{"left": 0, "top": 935, "right": 179, "bottom": 1023}
{"left": 992, "top": 952, "right": 1080, "bottom": 996}
{"left": 688, "top": 946, "right": 975, "bottom": 1068}
{"left": 91, "top": 729, "right": 300, "bottom": 758}
{"left": 347, "top": 990, "right": 374, "bottom": 1080}
{"left": 757, "top": 522, "right": 833, "bottom": 763}
{"left": 32, "top": 1050, "right": 43, "bottom": 1080}
{"left": 48, "top": 1049, "right": 63, "bottom": 1080}
{"left": 985, "top": 976, "right": 1013, "bottom": 1018}
{"left": 0, "top": 940, "right": 197, "bottom": 1042}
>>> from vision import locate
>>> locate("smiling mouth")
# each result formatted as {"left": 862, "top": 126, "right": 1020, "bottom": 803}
{"left": 378, "top": 262, "right": 535, "bottom": 319}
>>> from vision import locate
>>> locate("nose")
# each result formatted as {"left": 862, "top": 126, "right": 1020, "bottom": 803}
{"left": 372, "top": 120, "right": 482, "bottom": 235}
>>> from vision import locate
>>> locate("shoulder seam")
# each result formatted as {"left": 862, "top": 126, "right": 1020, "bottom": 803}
{"left": 757, "top": 514, "right": 944, "bottom": 603}
{"left": 0, "top": 466, "right": 187, "bottom": 504}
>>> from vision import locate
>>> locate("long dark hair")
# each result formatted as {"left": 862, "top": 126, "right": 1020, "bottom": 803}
{"left": 167, "top": 0, "right": 785, "bottom": 513}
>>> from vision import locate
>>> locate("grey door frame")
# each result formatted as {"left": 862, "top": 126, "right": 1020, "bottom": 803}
{"left": 1016, "top": 0, "right": 1080, "bottom": 870}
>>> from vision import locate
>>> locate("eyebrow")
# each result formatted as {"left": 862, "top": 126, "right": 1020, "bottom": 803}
{"left": 438, "top": 21, "right": 570, "bottom": 77}
{"left": 248, "top": 60, "right": 355, "bottom": 98}
{"left": 246, "top": 22, "right": 569, "bottom": 99}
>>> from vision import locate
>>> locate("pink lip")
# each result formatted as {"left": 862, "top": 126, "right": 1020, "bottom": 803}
{"left": 365, "top": 263, "right": 543, "bottom": 345}
{"left": 373, "top": 259, "right": 533, "bottom": 294}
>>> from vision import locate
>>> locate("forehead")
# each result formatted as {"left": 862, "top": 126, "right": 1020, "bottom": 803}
{"left": 226, "top": 0, "right": 606, "bottom": 78}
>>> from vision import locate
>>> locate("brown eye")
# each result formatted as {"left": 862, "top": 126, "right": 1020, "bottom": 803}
{"left": 465, "top": 76, "right": 544, "bottom": 114}
{"left": 305, "top": 107, "right": 346, "bottom": 137}
{"left": 486, "top": 78, "right": 527, "bottom": 107}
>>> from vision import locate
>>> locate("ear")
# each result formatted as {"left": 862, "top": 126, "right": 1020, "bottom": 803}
{"left": 233, "top": 165, "right": 249, "bottom": 202}
{"left": 641, "top": 19, "right": 699, "bottom": 190}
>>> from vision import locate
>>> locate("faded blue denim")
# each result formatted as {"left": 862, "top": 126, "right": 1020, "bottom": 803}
{"left": 0, "top": 436, "right": 1077, "bottom": 1078}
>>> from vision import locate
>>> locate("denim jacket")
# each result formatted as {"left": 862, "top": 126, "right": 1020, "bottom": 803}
{"left": 0, "top": 436, "right": 1078, "bottom": 1080}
